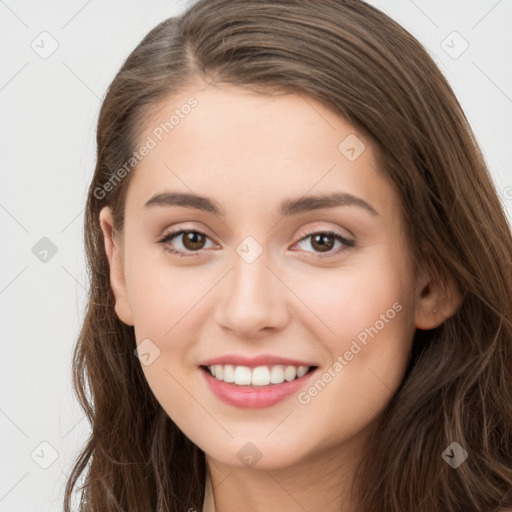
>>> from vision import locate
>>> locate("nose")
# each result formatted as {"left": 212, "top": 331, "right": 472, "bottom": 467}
{"left": 213, "top": 246, "right": 290, "bottom": 338}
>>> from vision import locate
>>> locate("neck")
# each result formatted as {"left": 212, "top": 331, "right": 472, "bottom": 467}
{"left": 202, "top": 433, "right": 371, "bottom": 512}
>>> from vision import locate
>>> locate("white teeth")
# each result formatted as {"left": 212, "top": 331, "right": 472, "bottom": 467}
{"left": 214, "top": 364, "right": 223, "bottom": 380}
{"left": 207, "top": 364, "right": 311, "bottom": 386}
{"left": 234, "top": 366, "right": 252, "bottom": 385}
{"left": 270, "top": 365, "right": 285, "bottom": 384}
{"left": 251, "top": 366, "right": 271, "bottom": 386}
{"left": 223, "top": 364, "right": 235, "bottom": 383}
{"left": 296, "top": 366, "right": 308, "bottom": 378}
{"left": 284, "top": 365, "right": 297, "bottom": 382}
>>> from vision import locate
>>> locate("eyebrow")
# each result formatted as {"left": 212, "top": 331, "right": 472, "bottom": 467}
{"left": 144, "top": 191, "right": 379, "bottom": 217}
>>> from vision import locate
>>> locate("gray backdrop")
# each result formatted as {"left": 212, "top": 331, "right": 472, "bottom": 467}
{"left": 1, "top": 0, "right": 511, "bottom": 510}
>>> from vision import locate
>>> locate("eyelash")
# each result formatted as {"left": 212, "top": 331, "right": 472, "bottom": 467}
{"left": 157, "top": 228, "right": 356, "bottom": 259}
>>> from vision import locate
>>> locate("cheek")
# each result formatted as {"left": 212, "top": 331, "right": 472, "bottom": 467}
{"left": 293, "top": 252, "right": 415, "bottom": 395}
{"left": 332, "top": 273, "right": 406, "bottom": 347}
{"left": 294, "top": 256, "right": 409, "bottom": 345}
{"left": 126, "top": 252, "right": 208, "bottom": 398}
{"left": 129, "top": 265, "right": 202, "bottom": 419}
{"left": 126, "top": 247, "right": 207, "bottom": 337}
{"left": 288, "top": 289, "right": 413, "bottom": 447}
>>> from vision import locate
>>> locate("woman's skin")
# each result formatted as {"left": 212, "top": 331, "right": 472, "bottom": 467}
{"left": 99, "top": 84, "right": 461, "bottom": 512}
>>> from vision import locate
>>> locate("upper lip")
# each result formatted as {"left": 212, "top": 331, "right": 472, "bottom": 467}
{"left": 199, "top": 354, "right": 318, "bottom": 368}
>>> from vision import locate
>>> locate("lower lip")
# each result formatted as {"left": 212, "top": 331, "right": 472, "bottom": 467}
{"left": 200, "top": 367, "right": 317, "bottom": 409}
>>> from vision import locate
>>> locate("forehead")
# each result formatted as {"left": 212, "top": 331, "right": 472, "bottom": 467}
{"left": 141, "top": 85, "right": 367, "bottom": 162}
{"left": 125, "top": 85, "right": 394, "bottom": 220}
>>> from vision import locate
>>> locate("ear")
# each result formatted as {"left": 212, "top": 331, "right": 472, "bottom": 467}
{"left": 99, "top": 206, "right": 134, "bottom": 326}
{"left": 414, "top": 267, "right": 462, "bottom": 330}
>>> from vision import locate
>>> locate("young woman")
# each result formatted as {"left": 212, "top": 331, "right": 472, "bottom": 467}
{"left": 64, "top": 1, "right": 512, "bottom": 510}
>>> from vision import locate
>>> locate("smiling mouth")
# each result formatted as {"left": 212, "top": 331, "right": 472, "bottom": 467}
{"left": 200, "top": 364, "right": 318, "bottom": 387}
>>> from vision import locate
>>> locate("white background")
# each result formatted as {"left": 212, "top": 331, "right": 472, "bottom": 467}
{"left": 1, "top": 0, "right": 511, "bottom": 510}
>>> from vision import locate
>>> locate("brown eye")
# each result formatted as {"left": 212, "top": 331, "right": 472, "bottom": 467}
{"left": 293, "top": 230, "right": 355, "bottom": 258}
{"left": 181, "top": 231, "right": 207, "bottom": 251}
{"left": 310, "top": 233, "right": 335, "bottom": 252}
{"left": 158, "top": 229, "right": 216, "bottom": 257}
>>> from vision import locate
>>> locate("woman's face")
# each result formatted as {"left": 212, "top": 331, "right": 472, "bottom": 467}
{"left": 100, "top": 84, "right": 431, "bottom": 470}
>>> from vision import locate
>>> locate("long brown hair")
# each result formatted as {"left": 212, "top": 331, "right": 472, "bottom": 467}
{"left": 64, "top": 1, "right": 512, "bottom": 510}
